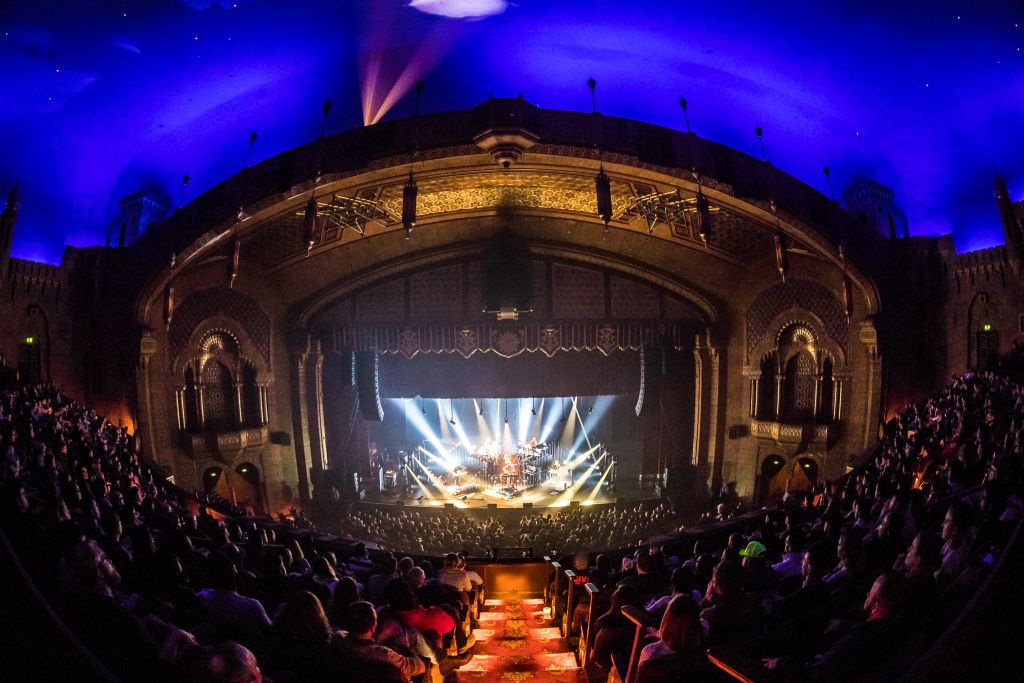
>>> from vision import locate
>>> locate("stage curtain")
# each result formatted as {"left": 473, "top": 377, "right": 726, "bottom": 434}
{"left": 378, "top": 349, "right": 642, "bottom": 398}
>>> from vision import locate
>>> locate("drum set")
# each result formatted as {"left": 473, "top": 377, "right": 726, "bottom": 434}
{"left": 472, "top": 439, "right": 548, "bottom": 494}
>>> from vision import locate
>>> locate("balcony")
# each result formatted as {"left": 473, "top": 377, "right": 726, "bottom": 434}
{"left": 180, "top": 426, "right": 268, "bottom": 458}
{"left": 749, "top": 418, "right": 830, "bottom": 447}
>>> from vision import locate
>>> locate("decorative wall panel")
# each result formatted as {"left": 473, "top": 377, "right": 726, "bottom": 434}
{"left": 169, "top": 287, "right": 271, "bottom": 364}
{"left": 409, "top": 265, "right": 462, "bottom": 320}
{"left": 330, "top": 321, "right": 695, "bottom": 358}
{"left": 551, "top": 264, "right": 605, "bottom": 319}
{"left": 746, "top": 279, "right": 848, "bottom": 359}
{"left": 610, "top": 275, "right": 660, "bottom": 319}
{"left": 355, "top": 280, "right": 405, "bottom": 323}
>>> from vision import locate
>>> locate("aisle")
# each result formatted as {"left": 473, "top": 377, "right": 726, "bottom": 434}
{"left": 452, "top": 596, "right": 585, "bottom": 682}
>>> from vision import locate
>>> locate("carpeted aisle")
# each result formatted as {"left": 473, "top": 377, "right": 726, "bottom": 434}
{"left": 452, "top": 596, "right": 585, "bottom": 683}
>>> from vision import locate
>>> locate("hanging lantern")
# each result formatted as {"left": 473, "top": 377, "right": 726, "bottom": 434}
{"left": 303, "top": 195, "right": 318, "bottom": 257}
{"left": 596, "top": 166, "right": 612, "bottom": 230}
{"left": 774, "top": 232, "right": 788, "bottom": 282}
{"left": 695, "top": 187, "right": 713, "bottom": 244}
{"left": 163, "top": 286, "right": 175, "bottom": 331}
{"left": 842, "top": 275, "right": 853, "bottom": 318}
{"left": 229, "top": 237, "right": 241, "bottom": 288}
{"left": 402, "top": 172, "right": 417, "bottom": 239}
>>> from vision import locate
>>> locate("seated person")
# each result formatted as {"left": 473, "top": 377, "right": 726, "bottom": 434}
{"left": 592, "top": 584, "right": 646, "bottom": 669}
{"left": 701, "top": 560, "right": 764, "bottom": 646}
{"left": 344, "top": 600, "right": 426, "bottom": 683}
{"left": 637, "top": 594, "right": 710, "bottom": 680}
{"left": 764, "top": 571, "right": 909, "bottom": 682}
{"left": 436, "top": 553, "right": 473, "bottom": 593}
{"left": 197, "top": 550, "right": 271, "bottom": 648}
{"left": 740, "top": 540, "right": 778, "bottom": 597}
{"left": 205, "top": 641, "right": 263, "bottom": 683}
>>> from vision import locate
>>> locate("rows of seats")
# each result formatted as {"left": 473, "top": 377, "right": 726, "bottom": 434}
{"left": 2, "top": 368, "right": 1022, "bottom": 682}
{"left": 537, "top": 370, "right": 1023, "bottom": 681}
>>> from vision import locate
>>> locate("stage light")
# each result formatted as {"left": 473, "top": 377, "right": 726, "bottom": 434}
{"left": 450, "top": 418, "right": 456, "bottom": 426}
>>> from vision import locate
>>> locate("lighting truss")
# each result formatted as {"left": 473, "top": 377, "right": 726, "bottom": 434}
{"left": 310, "top": 194, "right": 397, "bottom": 237}
{"left": 619, "top": 189, "right": 719, "bottom": 238}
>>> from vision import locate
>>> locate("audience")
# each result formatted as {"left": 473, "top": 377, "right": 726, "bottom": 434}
{"left": 0, "top": 365, "right": 1021, "bottom": 682}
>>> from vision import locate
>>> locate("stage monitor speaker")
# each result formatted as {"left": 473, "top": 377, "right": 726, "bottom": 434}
{"left": 354, "top": 350, "right": 384, "bottom": 422}
{"left": 569, "top": 501, "right": 580, "bottom": 507}
{"left": 444, "top": 503, "right": 455, "bottom": 509}
{"left": 395, "top": 500, "right": 405, "bottom": 506}
{"left": 487, "top": 503, "right": 498, "bottom": 509}
{"left": 522, "top": 502, "right": 533, "bottom": 509}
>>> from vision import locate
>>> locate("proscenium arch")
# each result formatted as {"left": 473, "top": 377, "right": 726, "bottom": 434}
{"left": 293, "top": 233, "right": 720, "bottom": 331}
{"left": 134, "top": 103, "right": 881, "bottom": 332}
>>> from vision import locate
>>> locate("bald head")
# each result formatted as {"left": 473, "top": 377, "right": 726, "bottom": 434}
{"left": 407, "top": 566, "right": 426, "bottom": 588}
{"left": 206, "top": 642, "right": 261, "bottom": 683}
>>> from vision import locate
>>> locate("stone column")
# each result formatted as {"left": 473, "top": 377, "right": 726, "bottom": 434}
{"left": 138, "top": 331, "right": 161, "bottom": 464}
{"left": 258, "top": 384, "right": 269, "bottom": 425}
{"left": 289, "top": 336, "right": 314, "bottom": 502}
{"left": 307, "top": 341, "right": 329, "bottom": 472}
{"left": 705, "top": 342, "right": 725, "bottom": 495}
{"left": 692, "top": 338, "right": 709, "bottom": 480}
{"left": 859, "top": 320, "right": 882, "bottom": 447}
{"left": 196, "top": 382, "right": 206, "bottom": 429}
{"left": 692, "top": 330, "right": 726, "bottom": 494}
{"left": 813, "top": 374, "right": 823, "bottom": 419}
{"left": 234, "top": 382, "right": 245, "bottom": 427}
{"left": 774, "top": 374, "right": 784, "bottom": 418}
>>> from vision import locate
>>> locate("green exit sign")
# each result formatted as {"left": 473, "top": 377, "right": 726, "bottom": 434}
{"left": 24, "top": 337, "right": 33, "bottom": 344}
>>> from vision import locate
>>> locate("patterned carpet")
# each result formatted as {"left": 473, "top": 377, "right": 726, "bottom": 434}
{"left": 453, "top": 597, "right": 586, "bottom": 683}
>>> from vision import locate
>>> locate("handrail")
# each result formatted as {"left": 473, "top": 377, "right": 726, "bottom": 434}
{"left": 577, "top": 582, "right": 599, "bottom": 667}
{"left": 620, "top": 604, "right": 648, "bottom": 683}
{"left": 550, "top": 561, "right": 562, "bottom": 624}
{"left": 0, "top": 525, "right": 119, "bottom": 683}
{"left": 898, "top": 512, "right": 1024, "bottom": 681}
{"left": 562, "top": 569, "right": 576, "bottom": 637}
{"left": 706, "top": 650, "right": 759, "bottom": 683}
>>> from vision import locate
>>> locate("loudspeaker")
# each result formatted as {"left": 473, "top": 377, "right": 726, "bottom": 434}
{"left": 728, "top": 425, "right": 749, "bottom": 439}
{"left": 269, "top": 431, "right": 292, "bottom": 446}
{"left": 354, "top": 350, "right": 384, "bottom": 422}
{"left": 522, "top": 502, "right": 533, "bottom": 509}
{"left": 635, "top": 345, "right": 661, "bottom": 417}
{"left": 444, "top": 503, "right": 455, "bottom": 508}
{"left": 487, "top": 503, "right": 498, "bottom": 509}
{"left": 395, "top": 500, "right": 405, "bottom": 506}
{"left": 569, "top": 501, "right": 580, "bottom": 507}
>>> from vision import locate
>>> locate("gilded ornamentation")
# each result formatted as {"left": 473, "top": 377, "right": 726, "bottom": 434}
{"left": 501, "top": 673, "right": 532, "bottom": 683}
{"left": 377, "top": 170, "right": 633, "bottom": 218}
{"left": 398, "top": 328, "right": 420, "bottom": 359}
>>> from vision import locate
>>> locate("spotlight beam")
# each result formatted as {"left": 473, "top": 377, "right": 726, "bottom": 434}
{"left": 553, "top": 451, "right": 607, "bottom": 506}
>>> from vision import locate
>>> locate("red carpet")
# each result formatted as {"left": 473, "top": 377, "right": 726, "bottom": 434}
{"left": 453, "top": 597, "right": 585, "bottom": 682}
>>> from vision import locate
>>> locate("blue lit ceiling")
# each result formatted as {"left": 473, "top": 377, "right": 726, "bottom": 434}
{"left": 2, "top": 0, "right": 1022, "bottom": 264}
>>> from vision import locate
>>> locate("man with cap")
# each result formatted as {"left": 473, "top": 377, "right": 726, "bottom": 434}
{"left": 740, "top": 540, "right": 778, "bottom": 596}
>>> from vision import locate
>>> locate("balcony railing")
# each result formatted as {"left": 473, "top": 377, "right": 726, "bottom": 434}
{"left": 749, "top": 418, "right": 830, "bottom": 446}
{"left": 180, "top": 425, "right": 268, "bottom": 457}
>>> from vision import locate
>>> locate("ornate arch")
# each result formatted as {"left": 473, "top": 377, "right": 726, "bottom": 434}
{"left": 168, "top": 287, "right": 271, "bottom": 366}
{"left": 746, "top": 279, "right": 848, "bottom": 363}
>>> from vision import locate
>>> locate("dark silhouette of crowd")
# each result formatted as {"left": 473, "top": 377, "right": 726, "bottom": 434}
{"left": 333, "top": 508, "right": 505, "bottom": 556}
{"left": 1, "top": 366, "right": 1021, "bottom": 682}
{"left": 329, "top": 501, "right": 678, "bottom": 557}
{"left": 551, "top": 369, "right": 1023, "bottom": 681}
{"left": 0, "top": 384, "right": 483, "bottom": 682}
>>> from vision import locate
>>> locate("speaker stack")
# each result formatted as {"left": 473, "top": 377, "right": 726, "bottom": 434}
{"left": 354, "top": 350, "right": 384, "bottom": 422}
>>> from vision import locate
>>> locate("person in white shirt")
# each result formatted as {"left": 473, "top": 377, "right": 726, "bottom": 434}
{"left": 436, "top": 553, "right": 472, "bottom": 592}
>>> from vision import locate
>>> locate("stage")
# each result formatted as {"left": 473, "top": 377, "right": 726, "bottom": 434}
{"left": 362, "top": 476, "right": 618, "bottom": 509}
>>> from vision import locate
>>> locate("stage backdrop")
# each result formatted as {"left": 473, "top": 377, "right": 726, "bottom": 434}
{"left": 378, "top": 349, "right": 641, "bottom": 398}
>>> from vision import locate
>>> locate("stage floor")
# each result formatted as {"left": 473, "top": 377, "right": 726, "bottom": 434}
{"left": 363, "top": 481, "right": 617, "bottom": 509}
